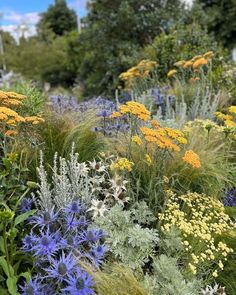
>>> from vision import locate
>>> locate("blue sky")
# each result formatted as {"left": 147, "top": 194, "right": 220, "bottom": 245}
{"left": 0, "top": 0, "right": 87, "bottom": 38}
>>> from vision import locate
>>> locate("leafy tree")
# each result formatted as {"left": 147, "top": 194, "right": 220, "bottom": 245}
{"left": 196, "top": 0, "right": 236, "bottom": 48}
{"left": 0, "top": 30, "right": 17, "bottom": 71}
{"left": 9, "top": 33, "right": 79, "bottom": 87}
{"left": 37, "top": 0, "right": 78, "bottom": 37}
{"left": 77, "top": 0, "right": 188, "bottom": 96}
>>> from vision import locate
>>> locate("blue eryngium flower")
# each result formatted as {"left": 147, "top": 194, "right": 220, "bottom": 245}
{"left": 81, "top": 229, "right": 105, "bottom": 243}
{"left": 22, "top": 199, "right": 107, "bottom": 294}
{"left": 20, "top": 277, "right": 43, "bottom": 295}
{"left": 32, "top": 229, "right": 59, "bottom": 258}
{"left": 65, "top": 200, "right": 82, "bottom": 215}
{"left": 63, "top": 269, "right": 95, "bottom": 295}
{"left": 30, "top": 208, "right": 58, "bottom": 229}
{"left": 224, "top": 188, "right": 236, "bottom": 207}
{"left": 22, "top": 231, "right": 37, "bottom": 251}
{"left": 20, "top": 198, "right": 33, "bottom": 213}
{"left": 44, "top": 252, "right": 77, "bottom": 282}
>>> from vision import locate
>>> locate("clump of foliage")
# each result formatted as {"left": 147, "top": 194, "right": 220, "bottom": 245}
{"left": 90, "top": 264, "right": 149, "bottom": 295}
{"left": 37, "top": 0, "right": 77, "bottom": 37}
{"left": 143, "top": 255, "right": 201, "bottom": 295}
{"left": 94, "top": 202, "right": 159, "bottom": 271}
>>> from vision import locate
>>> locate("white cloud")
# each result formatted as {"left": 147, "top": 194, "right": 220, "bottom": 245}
{"left": 1, "top": 10, "right": 40, "bottom": 40}
{"left": 4, "top": 11, "right": 40, "bottom": 25}
{"left": 1, "top": 24, "right": 37, "bottom": 41}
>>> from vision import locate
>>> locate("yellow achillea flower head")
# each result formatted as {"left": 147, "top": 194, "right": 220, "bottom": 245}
{"left": 145, "top": 154, "right": 152, "bottom": 166}
{"left": 119, "top": 101, "right": 151, "bottom": 121}
{"left": 203, "top": 51, "right": 214, "bottom": 59}
{"left": 192, "top": 57, "right": 208, "bottom": 69}
{"left": 228, "top": 106, "right": 236, "bottom": 114}
{"left": 182, "top": 150, "right": 201, "bottom": 168}
{"left": 215, "top": 112, "right": 233, "bottom": 121}
{"left": 183, "top": 60, "right": 193, "bottom": 69}
{"left": 174, "top": 60, "right": 186, "bottom": 67}
{"left": 132, "top": 135, "right": 142, "bottom": 146}
{"left": 191, "top": 55, "right": 203, "bottom": 62}
{"left": 167, "top": 69, "right": 177, "bottom": 78}
{"left": 112, "top": 158, "right": 134, "bottom": 172}
{"left": 224, "top": 120, "right": 236, "bottom": 127}
{"left": 110, "top": 111, "right": 122, "bottom": 118}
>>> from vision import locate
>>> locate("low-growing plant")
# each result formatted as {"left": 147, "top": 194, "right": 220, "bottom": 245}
{"left": 94, "top": 202, "right": 159, "bottom": 271}
{"left": 143, "top": 255, "right": 201, "bottom": 295}
{"left": 159, "top": 190, "right": 235, "bottom": 281}
{"left": 89, "top": 264, "right": 149, "bottom": 295}
{"left": 0, "top": 154, "right": 36, "bottom": 295}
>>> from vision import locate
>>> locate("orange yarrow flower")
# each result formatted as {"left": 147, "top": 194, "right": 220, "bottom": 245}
{"left": 182, "top": 150, "right": 201, "bottom": 168}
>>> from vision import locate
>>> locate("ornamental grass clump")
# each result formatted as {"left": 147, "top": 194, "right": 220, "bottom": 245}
{"left": 21, "top": 200, "right": 107, "bottom": 294}
{"left": 109, "top": 101, "right": 190, "bottom": 208}
{"left": 159, "top": 190, "right": 235, "bottom": 280}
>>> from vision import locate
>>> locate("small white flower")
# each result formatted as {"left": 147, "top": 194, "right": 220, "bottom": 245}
{"left": 87, "top": 199, "right": 108, "bottom": 218}
{"left": 88, "top": 160, "right": 107, "bottom": 172}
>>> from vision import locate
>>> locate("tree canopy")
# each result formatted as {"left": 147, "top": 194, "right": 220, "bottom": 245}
{"left": 197, "top": 0, "right": 236, "bottom": 48}
{"left": 37, "top": 0, "right": 78, "bottom": 37}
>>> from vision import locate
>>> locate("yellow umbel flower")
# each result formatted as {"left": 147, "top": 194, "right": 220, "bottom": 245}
{"left": 145, "top": 154, "right": 152, "bottom": 166}
{"left": 182, "top": 150, "right": 201, "bottom": 168}
{"left": 174, "top": 60, "right": 186, "bottom": 67}
{"left": 192, "top": 57, "right": 208, "bottom": 69}
{"left": 110, "top": 111, "right": 122, "bottom": 118}
{"left": 203, "top": 51, "right": 214, "bottom": 59}
{"left": 224, "top": 120, "right": 236, "bottom": 127}
{"left": 112, "top": 158, "right": 134, "bottom": 172}
{"left": 183, "top": 61, "right": 193, "bottom": 69}
{"left": 119, "top": 101, "right": 151, "bottom": 121}
{"left": 132, "top": 135, "right": 142, "bottom": 146}
{"left": 167, "top": 69, "right": 177, "bottom": 78}
{"left": 215, "top": 112, "right": 233, "bottom": 121}
{"left": 229, "top": 106, "right": 236, "bottom": 114}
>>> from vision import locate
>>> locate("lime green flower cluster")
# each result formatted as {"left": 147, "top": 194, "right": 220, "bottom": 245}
{"left": 159, "top": 191, "right": 234, "bottom": 278}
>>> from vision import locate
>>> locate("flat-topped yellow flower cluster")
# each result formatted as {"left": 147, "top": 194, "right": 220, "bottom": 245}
{"left": 112, "top": 157, "right": 134, "bottom": 172}
{"left": 215, "top": 106, "right": 236, "bottom": 128}
{"left": 0, "top": 90, "right": 44, "bottom": 136}
{"left": 182, "top": 150, "right": 201, "bottom": 168}
{"left": 167, "top": 51, "right": 214, "bottom": 81}
{"left": 111, "top": 101, "right": 188, "bottom": 153}
{"left": 159, "top": 190, "right": 234, "bottom": 277}
{"left": 119, "top": 59, "right": 157, "bottom": 88}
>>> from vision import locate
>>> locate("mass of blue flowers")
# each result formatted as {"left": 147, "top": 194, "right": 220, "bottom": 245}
{"left": 224, "top": 188, "right": 236, "bottom": 207}
{"left": 20, "top": 199, "right": 107, "bottom": 295}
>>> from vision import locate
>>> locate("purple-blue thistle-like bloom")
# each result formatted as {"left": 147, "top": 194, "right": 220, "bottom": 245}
{"left": 89, "top": 244, "right": 108, "bottom": 266}
{"left": 19, "top": 198, "right": 33, "bottom": 213}
{"left": 20, "top": 277, "right": 44, "bottom": 295}
{"left": 62, "top": 269, "right": 95, "bottom": 295}
{"left": 22, "top": 199, "right": 107, "bottom": 294}
{"left": 224, "top": 188, "right": 236, "bottom": 207}
{"left": 49, "top": 95, "right": 79, "bottom": 114}
{"left": 30, "top": 208, "right": 58, "bottom": 230}
{"left": 65, "top": 215, "right": 80, "bottom": 231}
{"left": 80, "top": 229, "right": 105, "bottom": 244}
{"left": 32, "top": 229, "right": 59, "bottom": 258}
{"left": 65, "top": 201, "right": 82, "bottom": 215}
{"left": 44, "top": 252, "right": 78, "bottom": 282}
{"left": 22, "top": 231, "right": 37, "bottom": 252}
